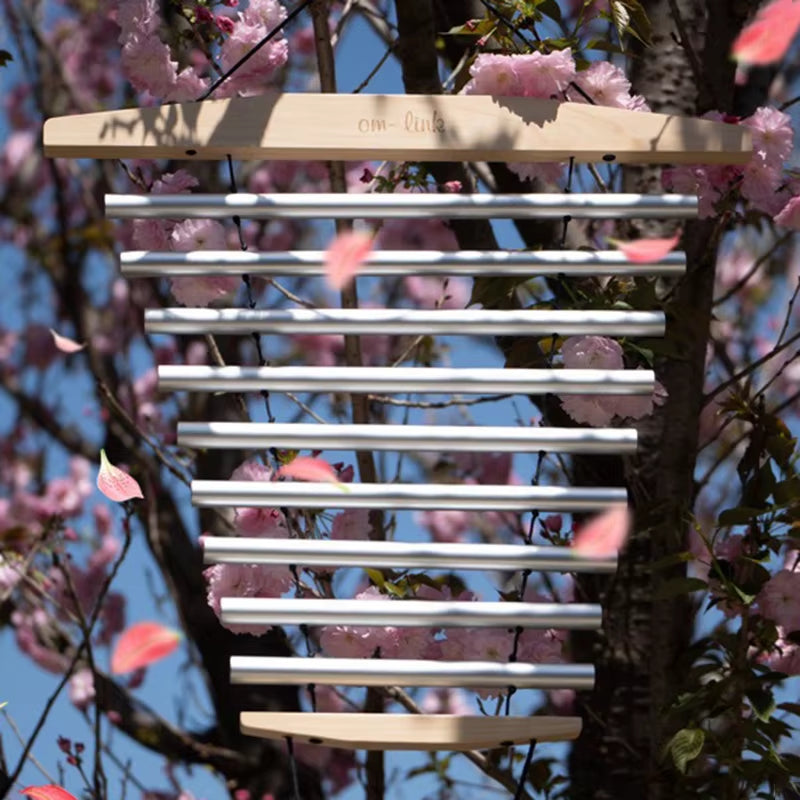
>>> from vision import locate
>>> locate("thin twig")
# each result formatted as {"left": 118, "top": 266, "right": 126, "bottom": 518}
{"left": 367, "top": 393, "right": 513, "bottom": 408}
{"left": 5, "top": 508, "right": 135, "bottom": 791}
{"left": 0, "top": 708, "right": 58, "bottom": 787}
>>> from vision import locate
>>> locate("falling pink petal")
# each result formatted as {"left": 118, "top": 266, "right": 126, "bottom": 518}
{"left": 20, "top": 787, "right": 79, "bottom": 800}
{"left": 572, "top": 505, "right": 631, "bottom": 557}
{"left": 324, "top": 230, "right": 373, "bottom": 291}
{"left": 732, "top": 0, "right": 800, "bottom": 66}
{"left": 97, "top": 449, "right": 144, "bottom": 503}
{"left": 49, "top": 329, "right": 85, "bottom": 353}
{"left": 110, "top": 621, "right": 182, "bottom": 674}
{"left": 611, "top": 232, "right": 681, "bottom": 263}
{"left": 277, "top": 456, "right": 340, "bottom": 484}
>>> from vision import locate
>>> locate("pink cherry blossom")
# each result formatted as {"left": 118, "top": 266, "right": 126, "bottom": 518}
{"left": 416, "top": 508, "right": 473, "bottom": 542}
{"left": 0, "top": 554, "right": 22, "bottom": 597}
{"left": 121, "top": 34, "right": 179, "bottom": 98}
{"left": 331, "top": 509, "right": 371, "bottom": 540}
{"left": 204, "top": 563, "right": 292, "bottom": 635}
{"left": 462, "top": 54, "right": 525, "bottom": 95}
{"left": 742, "top": 106, "right": 794, "bottom": 169}
{"left": 559, "top": 335, "right": 624, "bottom": 423}
{"left": 516, "top": 628, "right": 565, "bottom": 663}
{"left": 775, "top": 195, "right": 800, "bottom": 228}
{"left": 68, "top": 667, "right": 96, "bottom": 710}
{"left": 757, "top": 569, "right": 800, "bottom": 632}
{"left": 132, "top": 218, "right": 171, "bottom": 251}
{"left": 508, "top": 161, "right": 566, "bottom": 186}
{"left": 115, "top": 0, "right": 160, "bottom": 37}
{"left": 242, "top": 0, "right": 287, "bottom": 27}
{"left": 514, "top": 49, "right": 576, "bottom": 98}
{"left": 375, "top": 217, "right": 458, "bottom": 251}
{"left": 420, "top": 687, "right": 473, "bottom": 716}
{"left": 403, "top": 276, "right": 469, "bottom": 309}
{"left": 218, "top": 19, "right": 288, "bottom": 97}
{"left": 562, "top": 335, "right": 624, "bottom": 369}
{"left": 761, "top": 627, "right": 800, "bottom": 675}
{"left": 168, "top": 220, "right": 239, "bottom": 305}
{"left": 171, "top": 219, "right": 227, "bottom": 251}
{"left": 318, "top": 622, "right": 380, "bottom": 659}
{"left": 571, "top": 61, "right": 649, "bottom": 111}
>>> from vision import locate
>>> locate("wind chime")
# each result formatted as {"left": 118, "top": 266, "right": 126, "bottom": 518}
{"left": 43, "top": 91, "right": 750, "bottom": 761}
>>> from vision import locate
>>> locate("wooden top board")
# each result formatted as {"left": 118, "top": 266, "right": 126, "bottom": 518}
{"left": 240, "top": 712, "right": 582, "bottom": 750}
{"left": 43, "top": 92, "right": 752, "bottom": 164}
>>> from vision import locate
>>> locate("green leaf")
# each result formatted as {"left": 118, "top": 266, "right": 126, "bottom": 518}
{"left": 536, "top": 0, "right": 562, "bottom": 23}
{"left": 775, "top": 478, "right": 800, "bottom": 505}
{"left": 651, "top": 551, "right": 694, "bottom": 571}
{"left": 747, "top": 686, "right": 777, "bottom": 722}
{"left": 364, "top": 568, "right": 386, "bottom": 589}
{"left": 609, "top": 0, "right": 630, "bottom": 41}
{"left": 717, "top": 506, "right": 764, "bottom": 525}
{"left": 667, "top": 728, "right": 705, "bottom": 773}
{"left": 655, "top": 576, "right": 708, "bottom": 599}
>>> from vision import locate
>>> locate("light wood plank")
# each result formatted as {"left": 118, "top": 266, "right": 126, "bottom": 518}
{"left": 43, "top": 92, "right": 751, "bottom": 164}
{"left": 240, "top": 712, "right": 582, "bottom": 750}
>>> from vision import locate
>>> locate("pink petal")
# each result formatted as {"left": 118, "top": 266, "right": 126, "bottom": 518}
{"left": 20, "top": 787, "right": 79, "bottom": 800}
{"left": 277, "top": 456, "right": 340, "bottom": 484}
{"left": 612, "top": 232, "right": 681, "bottom": 263}
{"left": 572, "top": 505, "right": 631, "bottom": 557}
{"left": 49, "top": 329, "right": 85, "bottom": 354}
{"left": 110, "top": 621, "right": 182, "bottom": 674}
{"left": 732, "top": 0, "right": 800, "bottom": 66}
{"left": 775, "top": 195, "right": 800, "bottom": 229}
{"left": 97, "top": 449, "right": 144, "bottom": 503}
{"left": 324, "top": 230, "right": 373, "bottom": 291}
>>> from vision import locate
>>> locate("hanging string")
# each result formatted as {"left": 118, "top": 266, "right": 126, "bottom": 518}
{"left": 512, "top": 739, "right": 538, "bottom": 800}
{"left": 285, "top": 736, "right": 302, "bottom": 800}
{"left": 198, "top": 0, "right": 313, "bottom": 101}
{"left": 559, "top": 156, "right": 575, "bottom": 249}
{"left": 224, "top": 154, "right": 277, "bottom": 429}
{"left": 507, "top": 154, "right": 577, "bottom": 716}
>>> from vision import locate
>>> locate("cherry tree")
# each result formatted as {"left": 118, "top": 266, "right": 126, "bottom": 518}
{"left": 1, "top": 1, "right": 800, "bottom": 799}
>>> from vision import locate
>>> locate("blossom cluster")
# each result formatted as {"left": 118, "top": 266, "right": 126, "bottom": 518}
{"left": 663, "top": 107, "right": 797, "bottom": 222}
{"left": 757, "top": 551, "right": 800, "bottom": 677}
{"left": 463, "top": 51, "right": 648, "bottom": 184}
{"left": 113, "top": 0, "right": 288, "bottom": 101}
{"left": 2, "top": 458, "right": 127, "bottom": 704}
{"left": 558, "top": 335, "right": 666, "bottom": 426}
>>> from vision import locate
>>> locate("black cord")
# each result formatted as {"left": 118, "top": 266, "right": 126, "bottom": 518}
{"left": 198, "top": 0, "right": 313, "bottom": 101}
{"left": 512, "top": 739, "right": 538, "bottom": 800}
{"left": 285, "top": 736, "right": 302, "bottom": 800}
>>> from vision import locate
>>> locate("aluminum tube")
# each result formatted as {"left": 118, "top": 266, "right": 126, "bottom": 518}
{"left": 191, "top": 481, "right": 627, "bottom": 511}
{"left": 178, "top": 421, "right": 638, "bottom": 454}
{"left": 230, "top": 656, "right": 596, "bottom": 690}
{"left": 158, "top": 366, "right": 655, "bottom": 395}
{"left": 221, "top": 598, "right": 601, "bottom": 629}
{"left": 202, "top": 536, "right": 619, "bottom": 573}
{"left": 145, "top": 308, "right": 666, "bottom": 337}
{"left": 121, "top": 248, "right": 687, "bottom": 278}
{"left": 106, "top": 192, "right": 698, "bottom": 219}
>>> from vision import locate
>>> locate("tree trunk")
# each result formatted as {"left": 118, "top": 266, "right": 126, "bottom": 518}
{"left": 568, "top": 2, "right": 759, "bottom": 798}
